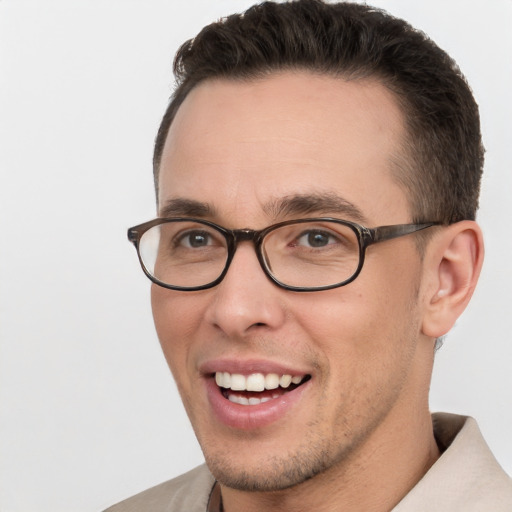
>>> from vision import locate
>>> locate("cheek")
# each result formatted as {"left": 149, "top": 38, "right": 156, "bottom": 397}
{"left": 292, "top": 286, "right": 382, "bottom": 344}
{"left": 291, "top": 257, "right": 421, "bottom": 364}
{"left": 150, "top": 285, "right": 205, "bottom": 374}
{"left": 294, "top": 279, "right": 421, "bottom": 422}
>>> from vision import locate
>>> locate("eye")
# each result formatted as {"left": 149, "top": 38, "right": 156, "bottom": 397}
{"left": 178, "top": 230, "right": 215, "bottom": 248}
{"left": 296, "top": 230, "right": 338, "bottom": 248}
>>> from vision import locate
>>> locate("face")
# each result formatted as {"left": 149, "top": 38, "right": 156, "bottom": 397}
{"left": 152, "top": 72, "right": 431, "bottom": 491}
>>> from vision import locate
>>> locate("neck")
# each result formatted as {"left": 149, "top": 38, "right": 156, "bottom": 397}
{"left": 219, "top": 408, "right": 440, "bottom": 512}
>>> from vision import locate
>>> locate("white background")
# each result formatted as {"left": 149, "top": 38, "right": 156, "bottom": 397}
{"left": 1, "top": 1, "right": 511, "bottom": 510}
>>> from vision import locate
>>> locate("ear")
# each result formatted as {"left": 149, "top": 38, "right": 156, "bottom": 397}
{"left": 421, "top": 221, "right": 484, "bottom": 338}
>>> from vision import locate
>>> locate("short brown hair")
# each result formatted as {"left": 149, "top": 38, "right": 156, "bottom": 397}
{"left": 153, "top": 0, "right": 484, "bottom": 224}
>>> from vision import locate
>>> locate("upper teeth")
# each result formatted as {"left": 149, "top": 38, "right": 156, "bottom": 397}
{"left": 215, "top": 372, "right": 304, "bottom": 391}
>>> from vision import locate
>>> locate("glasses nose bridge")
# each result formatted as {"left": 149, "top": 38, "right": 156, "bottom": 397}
{"left": 231, "top": 228, "right": 261, "bottom": 245}
{"left": 226, "top": 228, "right": 265, "bottom": 270}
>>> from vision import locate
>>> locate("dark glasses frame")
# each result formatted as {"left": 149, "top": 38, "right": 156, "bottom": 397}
{"left": 127, "top": 217, "right": 440, "bottom": 292}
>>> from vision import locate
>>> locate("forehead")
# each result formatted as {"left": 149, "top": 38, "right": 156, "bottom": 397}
{"left": 158, "top": 72, "right": 410, "bottom": 225}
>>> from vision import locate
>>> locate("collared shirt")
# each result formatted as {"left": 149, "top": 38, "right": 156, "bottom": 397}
{"left": 104, "top": 413, "right": 512, "bottom": 512}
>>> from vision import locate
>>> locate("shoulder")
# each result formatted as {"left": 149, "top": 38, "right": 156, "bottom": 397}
{"left": 393, "top": 413, "right": 512, "bottom": 512}
{"left": 103, "top": 464, "right": 215, "bottom": 512}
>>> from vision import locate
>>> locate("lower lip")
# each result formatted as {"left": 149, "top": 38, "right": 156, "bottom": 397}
{"left": 204, "top": 377, "right": 311, "bottom": 430}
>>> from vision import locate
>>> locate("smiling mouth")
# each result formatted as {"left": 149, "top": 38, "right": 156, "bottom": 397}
{"left": 214, "top": 372, "right": 311, "bottom": 406}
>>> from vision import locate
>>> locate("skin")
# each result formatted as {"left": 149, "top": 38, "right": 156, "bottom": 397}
{"left": 151, "top": 72, "right": 481, "bottom": 512}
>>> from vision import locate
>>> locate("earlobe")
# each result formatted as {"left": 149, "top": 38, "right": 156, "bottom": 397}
{"left": 422, "top": 221, "right": 484, "bottom": 338}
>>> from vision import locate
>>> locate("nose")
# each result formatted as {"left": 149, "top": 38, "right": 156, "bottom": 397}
{"left": 203, "top": 242, "right": 287, "bottom": 339}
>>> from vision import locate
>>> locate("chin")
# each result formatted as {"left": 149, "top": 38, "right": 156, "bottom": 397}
{"left": 202, "top": 441, "right": 342, "bottom": 492}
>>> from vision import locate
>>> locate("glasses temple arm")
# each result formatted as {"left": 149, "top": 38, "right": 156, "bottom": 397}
{"left": 366, "top": 222, "right": 439, "bottom": 245}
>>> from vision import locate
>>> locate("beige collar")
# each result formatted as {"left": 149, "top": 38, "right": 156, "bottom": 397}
{"left": 207, "top": 481, "right": 222, "bottom": 512}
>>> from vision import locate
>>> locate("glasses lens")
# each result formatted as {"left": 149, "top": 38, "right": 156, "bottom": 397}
{"left": 262, "top": 220, "right": 361, "bottom": 288}
{"left": 139, "top": 220, "right": 229, "bottom": 288}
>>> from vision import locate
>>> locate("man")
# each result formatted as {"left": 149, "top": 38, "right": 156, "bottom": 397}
{"left": 108, "top": 1, "right": 512, "bottom": 510}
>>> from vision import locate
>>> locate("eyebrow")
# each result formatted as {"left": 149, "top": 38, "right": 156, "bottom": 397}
{"left": 159, "top": 193, "right": 368, "bottom": 224}
{"left": 159, "top": 198, "right": 216, "bottom": 218}
{"left": 264, "top": 193, "right": 368, "bottom": 224}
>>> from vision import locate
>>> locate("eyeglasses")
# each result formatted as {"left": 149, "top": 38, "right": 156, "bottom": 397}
{"left": 127, "top": 218, "right": 439, "bottom": 292}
